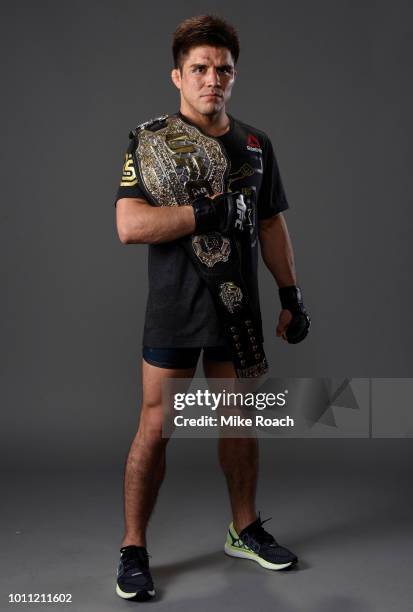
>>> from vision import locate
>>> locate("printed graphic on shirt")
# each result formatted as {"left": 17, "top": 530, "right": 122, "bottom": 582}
{"left": 120, "top": 153, "right": 138, "bottom": 187}
{"left": 227, "top": 163, "right": 255, "bottom": 191}
{"left": 240, "top": 185, "right": 257, "bottom": 245}
{"left": 246, "top": 134, "right": 262, "bottom": 154}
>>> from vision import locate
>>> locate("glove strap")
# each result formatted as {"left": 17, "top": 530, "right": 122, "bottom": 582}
{"left": 279, "top": 285, "right": 304, "bottom": 314}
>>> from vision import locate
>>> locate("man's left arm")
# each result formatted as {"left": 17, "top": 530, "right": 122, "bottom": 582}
{"left": 258, "top": 212, "right": 296, "bottom": 288}
{"left": 258, "top": 212, "right": 310, "bottom": 343}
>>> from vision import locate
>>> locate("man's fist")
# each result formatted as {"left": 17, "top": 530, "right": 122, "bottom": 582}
{"left": 278, "top": 286, "right": 311, "bottom": 344}
{"left": 191, "top": 192, "right": 247, "bottom": 235}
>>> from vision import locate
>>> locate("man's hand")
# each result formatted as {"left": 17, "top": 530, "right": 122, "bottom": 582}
{"left": 276, "top": 309, "right": 293, "bottom": 341}
{"left": 277, "top": 286, "right": 311, "bottom": 344}
{"left": 191, "top": 191, "right": 247, "bottom": 235}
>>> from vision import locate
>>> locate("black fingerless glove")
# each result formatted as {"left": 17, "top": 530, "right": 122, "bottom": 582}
{"left": 191, "top": 192, "right": 247, "bottom": 235}
{"left": 279, "top": 285, "right": 311, "bottom": 344}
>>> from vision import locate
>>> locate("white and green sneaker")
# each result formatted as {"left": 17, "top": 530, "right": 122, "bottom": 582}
{"left": 224, "top": 514, "right": 298, "bottom": 570}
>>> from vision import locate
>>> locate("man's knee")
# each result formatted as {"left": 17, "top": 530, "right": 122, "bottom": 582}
{"left": 137, "top": 402, "right": 169, "bottom": 444}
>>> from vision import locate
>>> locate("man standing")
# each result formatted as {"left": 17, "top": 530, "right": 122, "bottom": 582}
{"left": 114, "top": 14, "right": 309, "bottom": 601}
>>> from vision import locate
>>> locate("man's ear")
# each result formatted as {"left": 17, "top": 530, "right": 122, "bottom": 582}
{"left": 171, "top": 67, "right": 181, "bottom": 90}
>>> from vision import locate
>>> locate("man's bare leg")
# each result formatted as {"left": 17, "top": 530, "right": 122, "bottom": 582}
{"left": 202, "top": 356, "right": 258, "bottom": 535}
{"left": 121, "top": 359, "right": 196, "bottom": 547}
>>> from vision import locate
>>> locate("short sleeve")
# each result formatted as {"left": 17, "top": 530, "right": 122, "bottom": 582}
{"left": 114, "top": 139, "right": 147, "bottom": 206}
{"left": 257, "top": 136, "right": 289, "bottom": 220}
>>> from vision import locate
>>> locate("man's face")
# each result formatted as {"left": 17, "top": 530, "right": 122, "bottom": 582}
{"left": 171, "top": 45, "right": 236, "bottom": 117}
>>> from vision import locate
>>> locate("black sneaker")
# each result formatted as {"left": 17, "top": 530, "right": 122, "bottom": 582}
{"left": 224, "top": 514, "right": 298, "bottom": 570}
{"left": 116, "top": 545, "right": 155, "bottom": 601}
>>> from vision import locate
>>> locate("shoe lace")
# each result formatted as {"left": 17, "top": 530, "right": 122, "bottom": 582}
{"left": 122, "top": 547, "right": 151, "bottom": 573}
{"left": 247, "top": 513, "right": 278, "bottom": 546}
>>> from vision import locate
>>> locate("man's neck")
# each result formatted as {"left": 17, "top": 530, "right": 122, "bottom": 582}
{"left": 179, "top": 105, "right": 230, "bottom": 137}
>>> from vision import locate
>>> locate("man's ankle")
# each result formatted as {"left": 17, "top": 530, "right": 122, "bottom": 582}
{"left": 121, "top": 536, "right": 146, "bottom": 548}
{"left": 233, "top": 515, "right": 257, "bottom": 535}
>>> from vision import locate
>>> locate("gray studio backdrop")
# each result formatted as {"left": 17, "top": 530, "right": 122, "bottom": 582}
{"left": 1, "top": 0, "right": 412, "bottom": 470}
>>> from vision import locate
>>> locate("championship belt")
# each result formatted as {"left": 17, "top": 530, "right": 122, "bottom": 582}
{"left": 129, "top": 114, "right": 268, "bottom": 378}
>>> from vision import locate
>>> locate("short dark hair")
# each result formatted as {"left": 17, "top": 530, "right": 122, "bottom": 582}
{"left": 172, "top": 15, "right": 240, "bottom": 70}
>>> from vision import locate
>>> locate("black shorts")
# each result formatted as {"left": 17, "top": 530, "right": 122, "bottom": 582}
{"left": 142, "top": 345, "right": 232, "bottom": 369}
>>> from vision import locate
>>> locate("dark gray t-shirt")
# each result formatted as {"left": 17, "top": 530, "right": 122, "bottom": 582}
{"left": 115, "top": 112, "right": 289, "bottom": 348}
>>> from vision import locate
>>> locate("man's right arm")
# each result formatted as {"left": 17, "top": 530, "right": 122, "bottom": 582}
{"left": 116, "top": 197, "right": 196, "bottom": 245}
{"left": 115, "top": 191, "right": 245, "bottom": 244}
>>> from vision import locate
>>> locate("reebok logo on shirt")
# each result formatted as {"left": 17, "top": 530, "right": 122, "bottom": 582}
{"left": 246, "top": 134, "right": 262, "bottom": 154}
